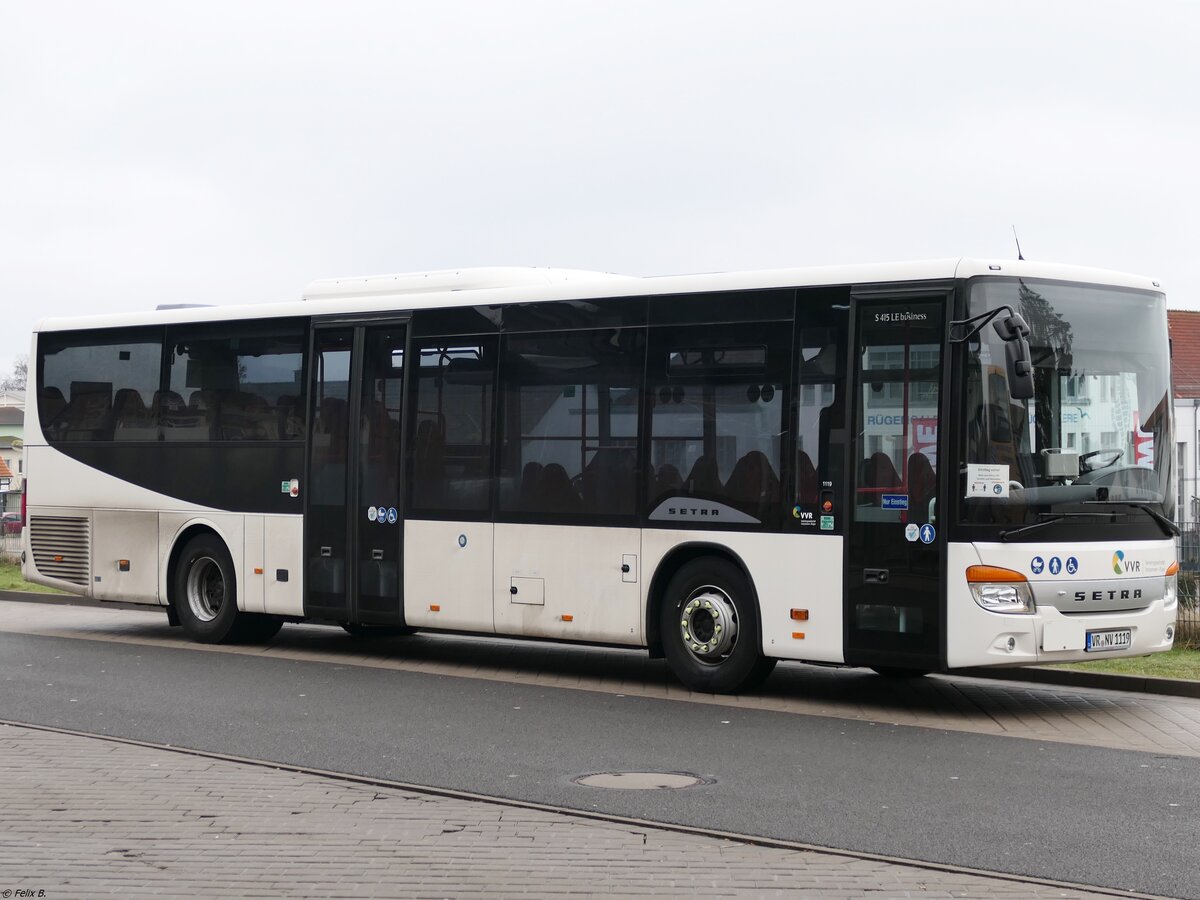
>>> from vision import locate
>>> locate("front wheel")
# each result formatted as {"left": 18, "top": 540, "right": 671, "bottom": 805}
{"left": 659, "top": 558, "right": 775, "bottom": 694}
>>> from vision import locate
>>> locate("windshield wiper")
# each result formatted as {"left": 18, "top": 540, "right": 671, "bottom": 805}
{"left": 999, "top": 512, "right": 1114, "bottom": 542}
{"left": 1082, "top": 501, "right": 1180, "bottom": 537}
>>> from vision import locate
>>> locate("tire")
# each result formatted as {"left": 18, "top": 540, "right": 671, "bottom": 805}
{"left": 340, "top": 622, "right": 417, "bottom": 638}
{"left": 870, "top": 666, "right": 930, "bottom": 679}
{"left": 172, "top": 533, "right": 281, "bottom": 644}
{"left": 659, "top": 557, "right": 776, "bottom": 694}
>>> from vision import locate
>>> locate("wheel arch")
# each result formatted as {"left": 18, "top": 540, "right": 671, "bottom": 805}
{"left": 645, "top": 541, "right": 760, "bottom": 659}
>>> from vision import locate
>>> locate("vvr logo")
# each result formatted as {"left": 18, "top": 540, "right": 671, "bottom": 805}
{"left": 1112, "top": 550, "right": 1141, "bottom": 574}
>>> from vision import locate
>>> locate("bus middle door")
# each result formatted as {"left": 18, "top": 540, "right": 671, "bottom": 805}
{"left": 305, "top": 322, "right": 408, "bottom": 627}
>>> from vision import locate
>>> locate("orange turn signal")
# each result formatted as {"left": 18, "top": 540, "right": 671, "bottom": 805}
{"left": 1167, "top": 561, "right": 1180, "bottom": 576}
{"left": 561, "top": 614, "right": 573, "bottom": 622}
{"left": 791, "top": 631, "right": 805, "bottom": 639}
{"left": 790, "top": 609, "right": 809, "bottom": 621}
{"left": 966, "top": 565, "right": 1027, "bottom": 583}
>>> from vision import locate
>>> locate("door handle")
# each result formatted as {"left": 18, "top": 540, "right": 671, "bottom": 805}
{"left": 864, "top": 568, "right": 889, "bottom": 584}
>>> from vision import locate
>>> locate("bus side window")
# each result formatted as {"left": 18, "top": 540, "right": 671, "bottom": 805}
{"left": 164, "top": 323, "right": 306, "bottom": 443}
{"left": 37, "top": 330, "right": 162, "bottom": 444}
{"left": 408, "top": 338, "right": 498, "bottom": 519}
{"left": 795, "top": 321, "right": 847, "bottom": 520}
{"left": 646, "top": 322, "right": 789, "bottom": 527}
{"left": 497, "top": 329, "right": 643, "bottom": 521}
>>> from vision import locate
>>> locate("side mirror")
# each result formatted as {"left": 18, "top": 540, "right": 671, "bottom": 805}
{"left": 1005, "top": 335, "right": 1035, "bottom": 400}
{"left": 993, "top": 313, "right": 1034, "bottom": 400}
{"left": 992, "top": 312, "right": 1030, "bottom": 342}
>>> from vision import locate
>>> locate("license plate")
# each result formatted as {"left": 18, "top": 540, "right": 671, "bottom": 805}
{"left": 1085, "top": 629, "right": 1132, "bottom": 652}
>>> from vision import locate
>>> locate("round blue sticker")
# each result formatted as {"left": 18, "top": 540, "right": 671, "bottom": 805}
{"left": 1031, "top": 556, "right": 1045, "bottom": 575}
{"left": 1066, "top": 556, "right": 1079, "bottom": 575}
{"left": 1048, "top": 556, "right": 1062, "bottom": 576}
{"left": 387, "top": 507, "right": 398, "bottom": 524}
{"left": 919, "top": 524, "right": 936, "bottom": 544}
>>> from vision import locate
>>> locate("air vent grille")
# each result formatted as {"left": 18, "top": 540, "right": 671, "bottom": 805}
{"left": 30, "top": 516, "right": 91, "bottom": 586}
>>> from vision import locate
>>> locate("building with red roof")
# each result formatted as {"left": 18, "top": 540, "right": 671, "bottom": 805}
{"left": 1169, "top": 311, "right": 1200, "bottom": 525}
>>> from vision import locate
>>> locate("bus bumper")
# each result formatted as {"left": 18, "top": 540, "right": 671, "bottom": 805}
{"left": 946, "top": 542, "right": 1177, "bottom": 669}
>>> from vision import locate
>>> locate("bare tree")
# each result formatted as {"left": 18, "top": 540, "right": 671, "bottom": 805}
{"left": 0, "top": 356, "right": 27, "bottom": 391}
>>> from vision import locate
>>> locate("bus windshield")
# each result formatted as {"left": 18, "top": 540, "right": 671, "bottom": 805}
{"left": 959, "top": 278, "right": 1173, "bottom": 530}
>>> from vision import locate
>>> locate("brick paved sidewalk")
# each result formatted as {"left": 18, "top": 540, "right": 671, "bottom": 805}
{"left": 0, "top": 723, "right": 1125, "bottom": 899}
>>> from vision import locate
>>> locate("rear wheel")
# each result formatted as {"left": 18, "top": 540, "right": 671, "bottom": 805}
{"left": 172, "top": 533, "right": 282, "bottom": 644}
{"left": 659, "top": 558, "right": 775, "bottom": 694}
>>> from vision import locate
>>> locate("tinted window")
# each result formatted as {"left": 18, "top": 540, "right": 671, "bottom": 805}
{"left": 408, "top": 337, "right": 498, "bottom": 517}
{"left": 308, "top": 329, "right": 353, "bottom": 507}
{"left": 647, "top": 323, "right": 791, "bottom": 526}
{"left": 164, "top": 321, "right": 305, "bottom": 441}
{"left": 854, "top": 303, "right": 942, "bottom": 525}
{"left": 649, "top": 289, "right": 794, "bottom": 326}
{"left": 794, "top": 319, "right": 848, "bottom": 512}
{"left": 498, "top": 329, "right": 643, "bottom": 519}
{"left": 38, "top": 328, "right": 163, "bottom": 442}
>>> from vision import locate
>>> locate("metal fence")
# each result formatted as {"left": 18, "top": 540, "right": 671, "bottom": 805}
{"left": 1176, "top": 588, "right": 1200, "bottom": 648}
{"left": 1174, "top": 522, "right": 1200, "bottom": 647}
{"left": 0, "top": 530, "right": 18, "bottom": 562}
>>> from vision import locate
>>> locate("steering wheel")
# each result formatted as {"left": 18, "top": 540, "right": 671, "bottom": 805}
{"left": 1080, "top": 448, "right": 1124, "bottom": 472}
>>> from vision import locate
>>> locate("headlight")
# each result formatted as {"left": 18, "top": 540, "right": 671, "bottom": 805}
{"left": 1164, "top": 575, "right": 1178, "bottom": 610}
{"left": 967, "top": 565, "right": 1036, "bottom": 615}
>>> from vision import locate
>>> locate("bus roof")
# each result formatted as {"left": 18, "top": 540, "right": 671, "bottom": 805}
{"left": 32, "top": 258, "right": 1162, "bottom": 334}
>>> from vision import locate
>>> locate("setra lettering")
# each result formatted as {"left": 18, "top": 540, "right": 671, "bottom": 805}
{"left": 1073, "top": 589, "right": 1142, "bottom": 602}
{"left": 667, "top": 507, "right": 720, "bottom": 517}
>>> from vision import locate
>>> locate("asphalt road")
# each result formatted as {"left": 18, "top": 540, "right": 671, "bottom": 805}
{"left": 2, "top": 629, "right": 1197, "bottom": 898}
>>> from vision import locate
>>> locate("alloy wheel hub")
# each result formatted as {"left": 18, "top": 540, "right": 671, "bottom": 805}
{"left": 680, "top": 587, "right": 737, "bottom": 661}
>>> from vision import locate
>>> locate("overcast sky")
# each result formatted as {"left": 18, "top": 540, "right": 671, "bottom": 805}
{"left": 3, "top": 1, "right": 1199, "bottom": 379}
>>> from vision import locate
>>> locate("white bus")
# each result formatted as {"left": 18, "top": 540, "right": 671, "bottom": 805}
{"left": 20, "top": 259, "right": 1179, "bottom": 692}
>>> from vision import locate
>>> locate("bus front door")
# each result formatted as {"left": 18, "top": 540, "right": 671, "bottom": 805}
{"left": 305, "top": 322, "right": 408, "bottom": 626}
{"left": 845, "top": 294, "right": 946, "bottom": 671}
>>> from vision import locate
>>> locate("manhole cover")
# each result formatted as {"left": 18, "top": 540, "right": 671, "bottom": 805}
{"left": 572, "top": 772, "right": 708, "bottom": 790}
